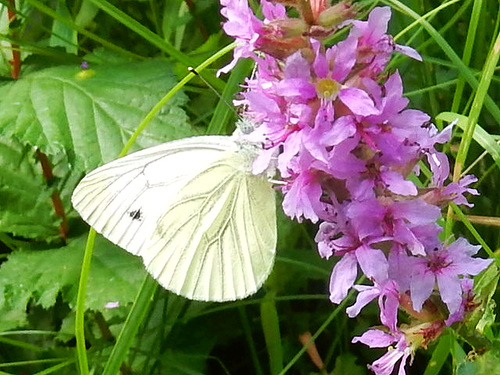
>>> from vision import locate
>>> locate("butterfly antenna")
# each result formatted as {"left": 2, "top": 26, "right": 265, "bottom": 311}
{"left": 188, "top": 67, "right": 238, "bottom": 116}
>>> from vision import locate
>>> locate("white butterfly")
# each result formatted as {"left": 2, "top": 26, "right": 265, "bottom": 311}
{"left": 72, "top": 131, "right": 277, "bottom": 302}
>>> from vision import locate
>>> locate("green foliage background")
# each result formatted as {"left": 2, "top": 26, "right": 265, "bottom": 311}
{"left": 0, "top": 0, "right": 498, "bottom": 374}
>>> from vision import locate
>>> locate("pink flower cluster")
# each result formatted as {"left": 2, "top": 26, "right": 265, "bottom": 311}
{"left": 219, "top": 1, "right": 492, "bottom": 373}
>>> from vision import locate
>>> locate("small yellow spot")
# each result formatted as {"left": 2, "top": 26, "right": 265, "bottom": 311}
{"left": 316, "top": 78, "right": 340, "bottom": 100}
{"left": 75, "top": 69, "right": 96, "bottom": 80}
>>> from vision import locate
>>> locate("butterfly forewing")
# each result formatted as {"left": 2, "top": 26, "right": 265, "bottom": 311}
{"left": 72, "top": 136, "right": 239, "bottom": 253}
{"left": 72, "top": 135, "right": 277, "bottom": 302}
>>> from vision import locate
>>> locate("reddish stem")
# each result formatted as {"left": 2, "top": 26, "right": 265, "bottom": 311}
{"left": 36, "top": 149, "right": 69, "bottom": 240}
{"left": 184, "top": 0, "right": 208, "bottom": 41}
{"left": 7, "top": 0, "right": 20, "bottom": 79}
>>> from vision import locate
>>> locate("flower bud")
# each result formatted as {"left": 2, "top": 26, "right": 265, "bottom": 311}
{"left": 318, "top": 1, "right": 355, "bottom": 28}
{"left": 256, "top": 19, "right": 309, "bottom": 59}
{"left": 265, "top": 18, "right": 308, "bottom": 38}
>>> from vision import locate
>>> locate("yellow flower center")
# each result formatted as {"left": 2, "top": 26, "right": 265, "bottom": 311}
{"left": 316, "top": 78, "right": 340, "bottom": 100}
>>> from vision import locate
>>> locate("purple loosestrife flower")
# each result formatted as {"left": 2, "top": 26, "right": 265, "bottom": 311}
{"left": 353, "top": 321, "right": 445, "bottom": 375}
{"left": 220, "top": 1, "right": 491, "bottom": 373}
{"left": 353, "top": 329, "right": 413, "bottom": 375}
{"left": 421, "top": 174, "right": 479, "bottom": 208}
{"left": 347, "top": 278, "right": 400, "bottom": 332}
{"left": 444, "top": 278, "right": 476, "bottom": 326}
{"left": 311, "top": 38, "right": 380, "bottom": 117}
{"left": 282, "top": 168, "right": 324, "bottom": 222}
{"left": 219, "top": 0, "right": 309, "bottom": 75}
{"left": 348, "top": 6, "right": 422, "bottom": 76}
{"left": 409, "top": 238, "right": 492, "bottom": 314}
{"left": 219, "top": 0, "right": 263, "bottom": 74}
{"left": 315, "top": 201, "right": 392, "bottom": 303}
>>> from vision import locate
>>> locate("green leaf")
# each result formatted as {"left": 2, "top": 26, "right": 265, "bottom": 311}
{"left": 472, "top": 264, "right": 499, "bottom": 335}
{"left": 157, "top": 350, "right": 209, "bottom": 375}
{"left": 0, "top": 135, "right": 59, "bottom": 239}
{"left": 424, "top": 333, "right": 451, "bottom": 375}
{"left": 50, "top": 0, "right": 78, "bottom": 54}
{"left": 331, "top": 353, "right": 366, "bottom": 375}
{"left": 261, "top": 291, "right": 283, "bottom": 375}
{"left": 436, "top": 112, "right": 500, "bottom": 171}
{"left": 457, "top": 341, "right": 500, "bottom": 375}
{"left": 0, "top": 235, "right": 147, "bottom": 332}
{"left": 0, "top": 59, "right": 193, "bottom": 170}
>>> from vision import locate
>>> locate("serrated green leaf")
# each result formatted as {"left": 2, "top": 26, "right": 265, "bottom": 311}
{"left": 476, "top": 298, "right": 496, "bottom": 336}
{"left": 456, "top": 341, "right": 500, "bottom": 375}
{"left": 85, "top": 238, "right": 147, "bottom": 311}
{"left": 458, "top": 263, "right": 500, "bottom": 345}
{"left": 473, "top": 264, "right": 499, "bottom": 335}
{"left": 0, "top": 59, "right": 193, "bottom": 170}
{"left": 0, "top": 134, "right": 59, "bottom": 239}
{"left": 0, "top": 235, "right": 147, "bottom": 332}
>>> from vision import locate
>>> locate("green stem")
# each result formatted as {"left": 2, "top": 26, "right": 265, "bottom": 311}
{"left": 278, "top": 285, "right": 358, "bottom": 374}
{"left": 446, "top": 30, "right": 500, "bottom": 236}
{"left": 238, "top": 305, "right": 264, "bottom": 375}
{"left": 120, "top": 42, "right": 236, "bottom": 156}
{"left": 261, "top": 290, "right": 283, "bottom": 375}
{"left": 450, "top": 0, "right": 483, "bottom": 113}
{"left": 452, "top": 30, "right": 500, "bottom": 179}
{"left": 102, "top": 276, "right": 157, "bottom": 375}
{"left": 75, "top": 229, "right": 96, "bottom": 375}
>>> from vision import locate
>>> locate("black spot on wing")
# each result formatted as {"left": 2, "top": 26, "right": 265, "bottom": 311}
{"left": 129, "top": 209, "right": 143, "bottom": 221}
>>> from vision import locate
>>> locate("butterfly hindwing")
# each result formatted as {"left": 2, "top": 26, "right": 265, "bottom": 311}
{"left": 143, "top": 154, "right": 276, "bottom": 301}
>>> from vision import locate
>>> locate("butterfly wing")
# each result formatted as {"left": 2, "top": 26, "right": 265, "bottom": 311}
{"left": 72, "top": 136, "right": 240, "bottom": 254}
{"left": 72, "top": 136, "right": 277, "bottom": 301}
{"left": 144, "top": 153, "right": 276, "bottom": 301}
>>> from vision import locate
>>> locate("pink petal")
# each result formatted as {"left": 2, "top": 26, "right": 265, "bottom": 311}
{"left": 338, "top": 87, "right": 379, "bottom": 116}
{"left": 356, "top": 245, "right": 388, "bottom": 281}
{"left": 410, "top": 268, "right": 435, "bottom": 311}
{"left": 329, "top": 253, "right": 358, "bottom": 303}
{"left": 352, "top": 329, "right": 395, "bottom": 347}
{"left": 381, "top": 171, "right": 417, "bottom": 196}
